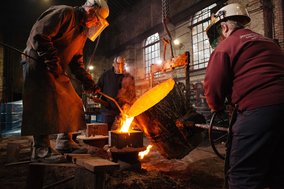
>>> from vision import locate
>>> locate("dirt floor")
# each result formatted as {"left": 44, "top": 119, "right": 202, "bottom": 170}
{"left": 0, "top": 135, "right": 225, "bottom": 189}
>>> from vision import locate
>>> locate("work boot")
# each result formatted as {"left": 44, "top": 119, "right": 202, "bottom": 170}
{"left": 31, "top": 146, "right": 51, "bottom": 160}
{"left": 32, "top": 135, "right": 68, "bottom": 163}
{"left": 41, "top": 154, "right": 67, "bottom": 163}
{"left": 31, "top": 147, "right": 67, "bottom": 163}
{"left": 55, "top": 133, "right": 72, "bottom": 153}
{"left": 55, "top": 133, "right": 87, "bottom": 154}
{"left": 32, "top": 135, "right": 51, "bottom": 160}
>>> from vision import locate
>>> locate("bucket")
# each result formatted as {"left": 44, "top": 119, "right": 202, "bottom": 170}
{"left": 134, "top": 79, "right": 206, "bottom": 159}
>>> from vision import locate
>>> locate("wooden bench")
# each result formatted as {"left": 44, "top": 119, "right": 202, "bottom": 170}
{"left": 26, "top": 154, "right": 119, "bottom": 189}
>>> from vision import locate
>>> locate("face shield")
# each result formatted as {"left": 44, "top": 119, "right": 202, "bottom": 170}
{"left": 206, "top": 22, "right": 222, "bottom": 49}
{"left": 87, "top": 16, "right": 109, "bottom": 41}
{"left": 206, "top": 3, "right": 251, "bottom": 49}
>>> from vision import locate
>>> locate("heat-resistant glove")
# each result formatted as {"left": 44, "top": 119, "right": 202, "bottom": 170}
{"left": 44, "top": 56, "right": 62, "bottom": 77}
{"left": 84, "top": 82, "right": 101, "bottom": 94}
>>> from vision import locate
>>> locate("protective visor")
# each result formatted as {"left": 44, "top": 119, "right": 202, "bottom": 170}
{"left": 87, "top": 16, "right": 109, "bottom": 41}
{"left": 206, "top": 21, "right": 222, "bottom": 49}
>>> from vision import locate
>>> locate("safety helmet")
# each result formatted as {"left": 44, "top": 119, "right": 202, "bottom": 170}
{"left": 85, "top": 0, "right": 109, "bottom": 41}
{"left": 85, "top": 0, "right": 109, "bottom": 19}
{"left": 206, "top": 3, "right": 251, "bottom": 48}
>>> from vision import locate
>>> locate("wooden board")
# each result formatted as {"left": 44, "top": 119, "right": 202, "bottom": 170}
{"left": 75, "top": 156, "right": 119, "bottom": 172}
{"left": 65, "top": 153, "right": 92, "bottom": 163}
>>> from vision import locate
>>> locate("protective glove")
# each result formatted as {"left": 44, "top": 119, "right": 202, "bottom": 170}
{"left": 84, "top": 83, "right": 101, "bottom": 94}
{"left": 44, "top": 56, "right": 62, "bottom": 77}
{"left": 175, "top": 119, "right": 185, "bottom": 128}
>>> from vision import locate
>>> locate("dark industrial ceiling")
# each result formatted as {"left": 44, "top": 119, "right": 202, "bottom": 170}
{"left": 53, "top": 0, "right": 141, "bottom": 21}
{"left": 105, "top": 0, "right": 141, "bottom": 21}
{"left": 1, "top": 0, "right": 141, "bottom": 33}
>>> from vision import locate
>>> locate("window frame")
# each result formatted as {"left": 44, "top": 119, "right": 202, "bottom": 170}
{"left": 190, "top": 4, "right": 217, "bottom": 70}
{"left": 143, "top": 33, "right": 161, "bottom": 79}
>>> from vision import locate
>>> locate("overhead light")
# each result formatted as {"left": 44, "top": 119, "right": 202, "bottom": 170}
{"left": 173, "top": 39, "right": 180, "bottom": 45}
{"left": 125, "top": 65, "right": 129, "bottom": 71}
{"left": 157, "top": 59, "right": 162, "bottom": 65}
{"left": 88, "top": 65, "right": 94, "bottom": 70}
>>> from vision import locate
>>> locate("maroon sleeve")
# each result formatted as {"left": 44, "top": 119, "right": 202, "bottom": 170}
{"left": 204, "top": 51, "right": 232, "bottom": 111}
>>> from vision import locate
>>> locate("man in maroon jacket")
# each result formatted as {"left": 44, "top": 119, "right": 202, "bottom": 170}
{"left": 204, "top": 3, "right": 284, "bottom": 189}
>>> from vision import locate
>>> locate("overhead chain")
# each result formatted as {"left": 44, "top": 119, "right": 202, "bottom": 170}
{"left": 162, "top": 0, "right": 170, "bottom": 19}
{"left": 161, "top": 0, "right": 174, "bottom": 59}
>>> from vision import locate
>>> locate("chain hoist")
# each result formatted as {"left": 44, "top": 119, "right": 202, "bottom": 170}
{"left": 161, "top": 0, "right": 174, "bottom": 60}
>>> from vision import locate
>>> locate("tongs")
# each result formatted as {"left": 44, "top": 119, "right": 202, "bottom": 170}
{"left": 85, "top": 91, "right": 124, "bottom": 114}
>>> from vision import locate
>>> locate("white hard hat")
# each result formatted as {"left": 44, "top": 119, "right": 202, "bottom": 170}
{"left": 85, "top": 0, "right": 109, "bottom": 19}
{"left": 212, "top": 3, "right": 250, "bottom": 26}
{"left": 206, "top": 3, "right": 250, "bottom": 47}
{"left": 85, "top": 0, "right": 109, "bottom": 41}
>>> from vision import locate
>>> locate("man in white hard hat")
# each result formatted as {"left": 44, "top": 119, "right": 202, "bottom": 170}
{"left": 21, "top": 0, "right": 109, "bottom": 161}
{"left": 204, "top": 3, "right": 284, "bottom": 189}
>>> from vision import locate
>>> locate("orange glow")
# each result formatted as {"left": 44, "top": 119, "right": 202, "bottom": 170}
{"left": 138, "top": 145, "right": 153, "bottom": 159}
{"left": 127, "top": 78, "right": 175, "bottom": 117}
{"left": 119, "top": 116, "right": 134, "bottom": 133}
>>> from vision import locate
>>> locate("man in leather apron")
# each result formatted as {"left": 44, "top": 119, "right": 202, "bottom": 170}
{"left": 21, "top": 0, "right": 109, "bottom": 160}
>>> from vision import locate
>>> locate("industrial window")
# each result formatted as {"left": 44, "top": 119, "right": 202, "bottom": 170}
{"left": 144, "top": 33, "right": 160, "bottom": 78}
{"left": 190, "top": 4, "right": 216, "bottom": 70}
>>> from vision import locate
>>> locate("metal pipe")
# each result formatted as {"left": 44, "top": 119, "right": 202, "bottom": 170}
{"left": 194, "top": 123, "right": 228, "bottom": 132}
{"left": 96, "top": 91, "right": 124, "bottom": 114}
{"left": 183, "top": 121, "right": 228, "bottom": 132}
{"left": 0, "top": 41, "right": 37, "bottom": 61}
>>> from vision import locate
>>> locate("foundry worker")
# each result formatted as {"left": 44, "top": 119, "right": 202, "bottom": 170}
{"left": 204, "top": 3, "right": 284, "bottom": 189}
{"left": 97, "top": 56, "right": 136, "bottom": 130}
{"left": 21, "top": 0, "right": 109, "bottom": 160}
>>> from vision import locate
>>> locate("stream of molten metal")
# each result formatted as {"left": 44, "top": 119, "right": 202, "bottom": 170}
{"left": 119, "top": 116, "right": 134, "bottom": 133}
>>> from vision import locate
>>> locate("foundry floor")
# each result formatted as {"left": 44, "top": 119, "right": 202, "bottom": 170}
{"left": 0, "top": 134, "right": 225, "bottom": 189}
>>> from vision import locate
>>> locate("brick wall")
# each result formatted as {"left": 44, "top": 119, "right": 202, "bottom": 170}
{"left": 0, "top": 34, "right": 3, "bottom": 102}
{"left": 97, "top": 0, "right": 284, "bottom": 94}
{"left": 273, "top": 0, "right": 284, "bottom": 50}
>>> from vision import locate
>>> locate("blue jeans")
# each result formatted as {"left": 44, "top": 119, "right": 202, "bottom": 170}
{"left": 228, "top": 104, "right": 284, "bottom": 189}
{"left": 96, "top": 113, "right": 117, "bottom": 130}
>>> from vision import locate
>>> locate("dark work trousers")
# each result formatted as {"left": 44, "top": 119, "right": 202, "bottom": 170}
{"left": 227, "top": 104, "right": 284, "bottom": 189}
{"left": 96, "top": 112, "right": 117, "bottom": 130}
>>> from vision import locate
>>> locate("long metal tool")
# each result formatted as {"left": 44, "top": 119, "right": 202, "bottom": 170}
{"left": 182, "top": 121, "right": 229, "bottom": 132}
{"left": 85, "top": 91, "right": 124, "bottom": 114}
{"left": 0, "top": 41, "right": 37, "bottom": 61}
{"left": 96, "top": 91, "right": 124, "bottom": 114}
{"left": 194, "top": 123, "right": 229, "bottom": 132}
